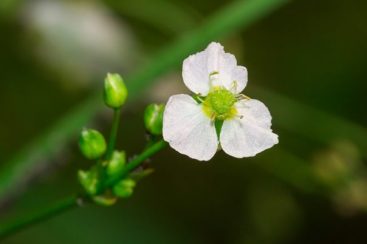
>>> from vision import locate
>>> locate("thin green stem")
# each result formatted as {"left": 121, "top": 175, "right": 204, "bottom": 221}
{"left": 0, "top": 195, "right": 83, "bottom": 240}
{"left": 106, "top": 108, "right": 121, "bottom": 160}
{"left": 103, "top": 140, "right": 168, "bottom": 189}
{"left": 0, "top": 140, "right": 167, "bottom": 240}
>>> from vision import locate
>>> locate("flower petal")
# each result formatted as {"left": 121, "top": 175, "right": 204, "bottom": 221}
{"left": 207, "top": 43, "right": 247, "bottom": 94}
{"left": 182, "top": 50, "right": 210, "bottom": 95}
{"left": 182, "top": 42, "right": 247, "bottom": 95}
{"left": 229, "top": 65, "right": 247, "bottom": 94}
{"left": 163, "top": 94, "right": 218, "bottom": 161}
{"left": 206, "top": 42, "right": 229, "bottom": 73}
{"left": 220, "top": 99, "right": 278, "bottom": 158}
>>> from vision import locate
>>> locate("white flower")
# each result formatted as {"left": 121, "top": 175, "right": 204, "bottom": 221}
{"left": 163, "top": 42, "right": 278, "bottom": 161}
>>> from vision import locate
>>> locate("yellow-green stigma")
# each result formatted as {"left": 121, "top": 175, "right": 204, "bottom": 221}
{"left": 203, "top": 88, "right": 237, "bottom": 120}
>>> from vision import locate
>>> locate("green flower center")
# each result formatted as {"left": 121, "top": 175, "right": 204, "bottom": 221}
{"left": 202, "top": 87, "right": 237, "bottom": 120}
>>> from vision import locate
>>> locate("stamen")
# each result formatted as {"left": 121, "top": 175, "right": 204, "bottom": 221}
{"left": 236, "top": 94, "right": 251, "bottom": 100}
{"left": 209, "top": 71, "right": 220, "bottom": 87}
{"left": 230, "top": 81, "right": 238, "bottom": 93}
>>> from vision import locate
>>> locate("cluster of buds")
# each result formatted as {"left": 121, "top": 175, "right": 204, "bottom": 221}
{"left": 77, "top": 73, "right": 164, "bottom": 206}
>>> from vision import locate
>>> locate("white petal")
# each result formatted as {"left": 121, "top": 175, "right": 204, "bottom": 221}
{"left": 163, "top": 94, "right": 218, "bottom": 161}
{"left": 229, "top": 66, "right": 247, "bottom": 94}
{"left": 182, "top": 42, "right": 247, "bottom": 96}
{"left": 182, "top": 50, "right": 210, "bottom": 95}
{"left": 207, "top": 43, "right": 247, "bottom": 93}
{"left": 206, "top": 42, "right": 227, "bottom": 73}
{"left": 220, "top": 99, "right": 278, "bottom": 158}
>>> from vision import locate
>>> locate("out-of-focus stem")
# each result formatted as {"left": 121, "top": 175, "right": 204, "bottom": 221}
{"left": 0, "top": 195, "right": 84, "bottom": 240}
{"left": 0, "top": 140, "right": 167, "bottom": 240}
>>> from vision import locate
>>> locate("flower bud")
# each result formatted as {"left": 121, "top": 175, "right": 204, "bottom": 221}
{"left": 104, "top": 73, "right": 128, "bottom": 109}
{"left": 106, "top": 151, "right": 126, "bottom": 177}
{"left": 144, "top": 104, "right": 165, "bottom": 135}
{"left": 78, "top": 167, "right": 100, "bottom": 195}
{"left": 113, "top": 178, "right": 136, "bottom": 198}
{"left": 79, "top": 129, "right": 106, "bottom": 160}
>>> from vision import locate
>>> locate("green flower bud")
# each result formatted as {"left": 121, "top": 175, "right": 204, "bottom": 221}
{"left": 93, "top": 194, "right": 117, "bottom": 206}
{"left": 144, "top": 104, "right": 165, "bottom": 135}
{"left": 104, "top": 73, "right": 128, "bottom": 109}
{"left": 106, "top": 151, "right": 126, "bottom": 177}
{"left": 78, "top": 167, "right": 100, "bottom": 195}
{"left": 79, "top": 129, "right": 107, "bottom": 160}
{"left": 113, "top": 178, "right": 136, "bottom": 198}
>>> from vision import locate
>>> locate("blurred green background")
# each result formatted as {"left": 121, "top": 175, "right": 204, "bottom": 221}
{"left": 0, "top": 0, "right": 366, "bottom": 243}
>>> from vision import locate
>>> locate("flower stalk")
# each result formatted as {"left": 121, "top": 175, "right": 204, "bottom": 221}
{"left": 0, "top": 139, "right": 167, "bottom": 240}
{"left": 106, "top": 108, "right": 121, "bottom": 161}
{"left": 0, "top": 71, "right": 168, "bottom": 239}
{"left": 0, "top": 195, "right": 84, "bottom": 240}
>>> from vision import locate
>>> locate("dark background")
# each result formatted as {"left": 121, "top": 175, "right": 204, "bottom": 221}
{"left": 0, "top": 0, "right": 366, "bottom": 243}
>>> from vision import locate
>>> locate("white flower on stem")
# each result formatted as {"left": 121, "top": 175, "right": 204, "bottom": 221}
{"left": 163, "top": 42, "right": 278, "bottom": 161}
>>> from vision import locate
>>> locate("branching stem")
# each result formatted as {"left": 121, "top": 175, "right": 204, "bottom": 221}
{"left": 0, "top": 140, "right": 167, "bottom": 240}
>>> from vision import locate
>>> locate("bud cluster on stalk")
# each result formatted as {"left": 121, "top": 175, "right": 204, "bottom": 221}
{"left": 77, "top": 73, "right": 164, "bottom": 206}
